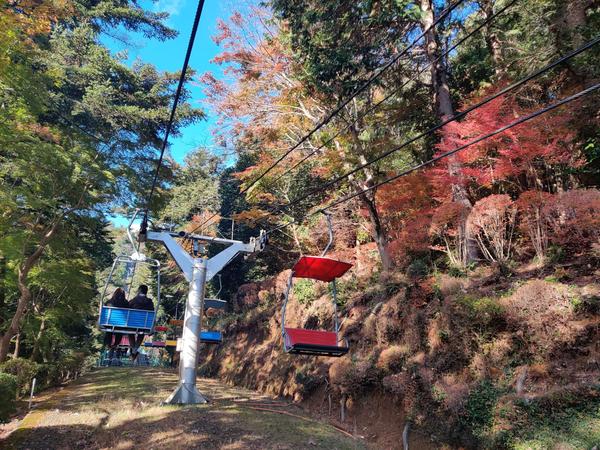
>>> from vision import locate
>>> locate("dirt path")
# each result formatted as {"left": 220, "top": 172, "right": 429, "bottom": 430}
{"left": 0, "top": 368, "right": 364, "bottom": 450}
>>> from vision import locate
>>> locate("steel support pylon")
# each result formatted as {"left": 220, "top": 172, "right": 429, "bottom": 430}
{"left": 164, "top": 258, "right": 208, "bottom": 404}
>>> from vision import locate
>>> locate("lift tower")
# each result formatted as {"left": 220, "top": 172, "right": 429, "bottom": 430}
{"left": 140, "top": 223, "right": 266, "bottom": 404}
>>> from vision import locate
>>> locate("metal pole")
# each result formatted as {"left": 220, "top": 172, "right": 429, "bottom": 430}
{"left": 28, "top": 378, "right": 36, "bottom": 410}
{"left": 164, "top": 258, "right": 208, "bottom": 404}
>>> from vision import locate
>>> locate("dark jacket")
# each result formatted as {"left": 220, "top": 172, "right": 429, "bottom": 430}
{"left": 128, "top": 294, "right": 154, "bottom": 311}
{"left": 106, "top": 295, "right": 129, "bottom": 309}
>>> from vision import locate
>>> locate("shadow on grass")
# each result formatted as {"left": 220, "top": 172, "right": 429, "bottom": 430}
{"left": 6, "top": 405, "right": 362, "bottom": 450}
{"left": 4, "top": 368, "right": 363, "bottom": 450}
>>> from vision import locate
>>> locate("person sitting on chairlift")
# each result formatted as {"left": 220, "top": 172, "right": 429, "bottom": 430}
{"left": 103, "top": 288, "right": 129, "bottom": 364}
{"left": 128, "top": 285, "right": 154, "bottom": 360}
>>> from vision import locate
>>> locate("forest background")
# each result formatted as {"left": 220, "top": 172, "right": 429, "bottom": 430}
{"left": 0, "top": 0, "right": 599, "bottom": 448}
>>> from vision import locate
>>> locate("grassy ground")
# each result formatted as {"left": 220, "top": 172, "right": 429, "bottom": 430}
{"left": 0, "top": 368, "right": 364, "bottom": 450}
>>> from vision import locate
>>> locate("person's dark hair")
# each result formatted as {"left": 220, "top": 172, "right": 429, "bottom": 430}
{"left": 138, "top": 285, "right": 149, "bottom": 295}
{"left": 111, "top": 288, "right": 126, "bottom": 303}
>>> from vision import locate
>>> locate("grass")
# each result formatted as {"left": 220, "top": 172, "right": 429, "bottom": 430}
{"left": 509, "top": 392, "right": 600, "bottom": 450}
{"left": 470, "top": 385, "right": 600, "bottom": 449}
{"left": 2, "top": 368, "right": 364, "bottom": 450}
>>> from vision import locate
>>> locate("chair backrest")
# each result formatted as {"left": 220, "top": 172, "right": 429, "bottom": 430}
{"left": 99, "top": 306, "right": 155, "bottom": 330}
{"left": 200, "top": 331, "right": 222, "bottom": 343}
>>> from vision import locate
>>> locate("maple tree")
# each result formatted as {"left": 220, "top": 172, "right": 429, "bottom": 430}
{"left": 468, "top": 194, "right": 517, "bottom": 264}
{"left": 375, "top": 173, "right": 433, "bottom": 266}
{"left": 515, "top": 190, "right": 554, "bottom": 261}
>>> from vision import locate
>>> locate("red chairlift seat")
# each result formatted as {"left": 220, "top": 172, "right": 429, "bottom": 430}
{"left": 283, "top": 327, "right": 349, "bottom": 357}
{"left": 292, "top": 256, "right": 352, "bottom": 282}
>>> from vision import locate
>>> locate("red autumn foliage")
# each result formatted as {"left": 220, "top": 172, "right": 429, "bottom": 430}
{"left": 547, "top": 189, "right": 600, "bottom": 254}
{"left": 428, "top": 89, "right": 582, "bottom": 200}
{"left": 375, "top": 174, "right": 434, "bottom": 265}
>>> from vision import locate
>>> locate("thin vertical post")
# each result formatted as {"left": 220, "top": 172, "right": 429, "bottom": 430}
{"left": 28, "top": 378, "right": 36, "bottom": 410}
{"left": 331, "top": 279, "right": 339, "bottom": 333}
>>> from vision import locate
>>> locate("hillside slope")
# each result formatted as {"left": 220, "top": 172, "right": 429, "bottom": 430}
{"left": 200, "top": 253, "right": 600, "bottom": 449}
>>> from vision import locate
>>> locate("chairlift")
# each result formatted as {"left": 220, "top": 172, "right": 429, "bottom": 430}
{"left": 201, "top": 274, "right": 225, "bottom": 344}
{"left": 281, "top": 213, "right": 352, "bottom": 357}
{"left": 98, "top": 214, "right": 161, "bottom": 336}
{"left": 204, "top": 274, "right": 227, "bottom": 310}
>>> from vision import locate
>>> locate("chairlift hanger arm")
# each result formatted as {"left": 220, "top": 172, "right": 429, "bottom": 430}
{"left": 145, "top": 230, "right": 266, "bottom": 283}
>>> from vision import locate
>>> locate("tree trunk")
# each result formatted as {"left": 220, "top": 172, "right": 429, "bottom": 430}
{"left": 420, "top": 0, "right": 477, "bottom": 264}
{"left": 558, "top": 0, "right": 595, "bottom": 47}
{"left": 30, "top": 316, "right": 46, "bottom": 362}
{"left": 290, "top": 224, "right": 303, "bottom": 254}
{"left": 0, "top": 219, "right": 62, "bottom": 362}
{"left": 0, "top": 255, "right": 5, "bottom": 324}
{"left": 337, "top": 132, "right": 393, "bottom": 272}
{"left": 355, "top": 188, "right": 393, "bottom": 272}
{"left": 12, "top": 333, "right": 20, "bottom": 358}
{"left": 479, "top": 0, "right": 504, "bottom": 76}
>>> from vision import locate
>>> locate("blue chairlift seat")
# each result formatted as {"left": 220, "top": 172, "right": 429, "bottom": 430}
{"left": 99, "top": 306, "right": 156, "bottom": 334}
{"left": 200, "top": 331, "right": 222, "bottom": 344}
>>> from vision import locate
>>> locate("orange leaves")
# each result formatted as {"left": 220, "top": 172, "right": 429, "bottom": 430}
{"left": 4, "top": 0, "right": 75, "bottom": 39}
{"left": 186, "top": 212, "right": 220, "bottom": 236}
{"left": 232, "top": 208, "right": 271, "bottom": 227}
{"left": 374, "top": 174, "right": 434, "bottom": 264}
{"left": 376, "top": 172, "right": 432, "bottom": 214}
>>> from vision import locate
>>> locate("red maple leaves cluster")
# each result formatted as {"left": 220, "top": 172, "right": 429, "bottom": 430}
{"left": 375, "top": 89, "right": 596, "bottom": 267}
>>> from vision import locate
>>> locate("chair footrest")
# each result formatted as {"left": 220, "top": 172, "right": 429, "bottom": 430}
{"left": 286, "top": 343, "right": 349, "bottom": 357}
{"left": 99, "top": 326, "right": 151, "bottom": 334}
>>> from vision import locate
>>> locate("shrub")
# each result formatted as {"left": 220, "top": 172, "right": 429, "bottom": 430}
{"left": 382, "top": 372, "right": 420, "bottom": 415}
{"left": 363, "top": 304, "right": 402, "bottom": 345}
{"left": 382, "top": 372, "right": 412, "bottom": 397}
{"left": 377, "top": 345, "right": 409, "bottom": 372}
{"left": 430, "top": 201, "right": 471, "bottom": 268}
{"left": 515, "top": 190, "right": 553, "bottom": 261}
{"left": 407, "top": 258, "right": 429, "bottom": 278}
{"left": 35, "top": 352, "right": 90, "bottom": 389}
{"left": 459, "top": 379, "right": 502, "bottom": 442}
{"left": 458, "top": 295, "right": 504, "bottom": 331}
{"left": 548, "top": 188, "right": 600, "bottom": 254}
{"left": 0, "top": 358, "right": 38, "bottom": 395}
{"left": 0, "top": 373, "right": 18, "bottom": 422}
{"left": 294, "top": 368, "right": 321, "bottom": 397}
{"left": 329, "top": 355, "right": 380, "bottom": 396}
{"left": 293, "top": 279, "right": 316, "bottom": 305}
{"left": 468, "top": 194, "right": 517, "bottom": 264}
{"left": 500, "top": 280, "right": 573, "bottom": 355}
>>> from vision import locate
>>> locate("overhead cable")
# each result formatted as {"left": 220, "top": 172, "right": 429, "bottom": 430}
{"left": 186, "top": 0, "right": 466, "bottom": 236}
{"left": 262, "top": 35, "right": 600, "bottom": 220}
{"left": 266, "top": 82, "right": 600, "bottom": 235}
{"left": 141, "top": 0, "right": 206, "bottom": 234}
{"left": 268, "top": 0, "right": 520, "bottom": 186}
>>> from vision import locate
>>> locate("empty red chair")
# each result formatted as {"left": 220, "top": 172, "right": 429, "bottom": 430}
{"left": 280, "top": 213, "right": 352, "bottom": 357}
